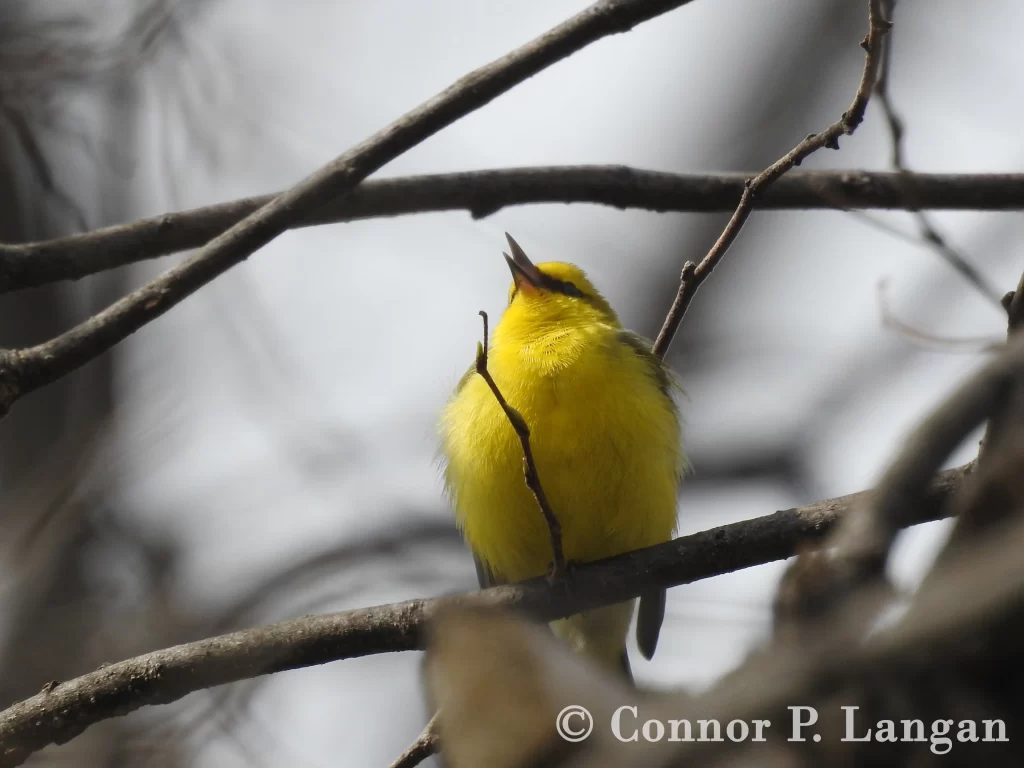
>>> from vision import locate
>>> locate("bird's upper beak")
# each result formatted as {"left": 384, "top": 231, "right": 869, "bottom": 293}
{"left": 504, "top": 233, "right": 546, "bottom": 292}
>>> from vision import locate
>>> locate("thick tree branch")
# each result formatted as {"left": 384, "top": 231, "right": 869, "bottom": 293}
{"left": 388, "top": 715, "right": 439, "bottom": 768}
{"left": 0, "top": 0, "right": 703, "bottom": 419}
{"left": 822, "top": 332, "right": 1024, "bottom": 597}
{"left": 653, "top": 0, "right": 890, "bottom": 356}
{"left": 0, "top": 463, "right": 969, "bottom": 767}
{"left": 0, "top": 169, "right": 1021, "bottom": 294}
{"left": 947, "top": 267, "right": 1024, "bottom": 551}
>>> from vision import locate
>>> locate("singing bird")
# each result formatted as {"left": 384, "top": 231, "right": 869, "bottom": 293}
{"left": 440, "top": 234, "right": 685, "bottom": 679}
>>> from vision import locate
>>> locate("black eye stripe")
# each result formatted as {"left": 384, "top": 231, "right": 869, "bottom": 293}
{"left": 509, "top": 275, "right": 588, "bottom": 301}
{"left": 546, "top": 278, "right": 584, "bottom": 298}
{"left": 560, "top": 281, "right": 584, "bottom": 298}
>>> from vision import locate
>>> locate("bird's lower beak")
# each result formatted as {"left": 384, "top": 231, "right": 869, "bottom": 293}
{"left": 504, "top": 233, "right": 545, "bottom": 291}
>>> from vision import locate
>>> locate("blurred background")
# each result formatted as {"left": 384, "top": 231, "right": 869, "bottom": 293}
{"left": 1, "top": 0, "right": 1022, "bottom": 765}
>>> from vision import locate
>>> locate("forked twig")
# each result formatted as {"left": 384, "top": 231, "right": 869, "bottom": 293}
{"left": 653, "top": 0, "right": 892, "bottom": 357}
{"left": 873, "top": 0, "right": 1003, "bottom": 308}
{"left": 474, "top": 311, "right": 565, "bottom": 579}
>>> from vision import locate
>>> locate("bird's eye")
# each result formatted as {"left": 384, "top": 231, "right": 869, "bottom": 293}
{"left": 560, "top": 281, "right": 584, "bottom": 298}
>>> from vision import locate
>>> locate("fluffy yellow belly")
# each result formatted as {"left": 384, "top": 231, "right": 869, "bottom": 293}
{"left": 442, "top": 340, "right": 680, "bottom": 584}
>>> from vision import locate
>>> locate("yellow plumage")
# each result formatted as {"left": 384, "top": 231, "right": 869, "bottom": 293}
{"left": 440, "top": 234, "right": 685, "bottom": 677}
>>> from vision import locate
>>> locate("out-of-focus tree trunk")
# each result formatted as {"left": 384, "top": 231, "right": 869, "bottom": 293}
{"left": 0, "top": 4, "right": 204, "bottom": 765}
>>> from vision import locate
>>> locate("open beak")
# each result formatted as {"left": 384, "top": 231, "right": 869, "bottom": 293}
{"left": 504, "top": 232, "right": 546, "bottom": 291}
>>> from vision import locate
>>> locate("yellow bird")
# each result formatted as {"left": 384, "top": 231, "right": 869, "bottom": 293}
{"left": 440, "top": 233, "right": 685, "bottom": 678}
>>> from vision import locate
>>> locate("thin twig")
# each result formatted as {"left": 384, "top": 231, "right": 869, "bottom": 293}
{"left": 877, "top": 279, "right": 1003, "bottom": 353}
{"left": 873, "top": 0, "right": 1004, "bottom": 308}
{"left": 1, "top": 169, "right": 1022, "bottom": 294}
{"left": 0, "top": 463, "right": 969, "bottom": 767}
{"left": 387, "top": 714, "right": 439, "bottom": 768}
{"left": 652, "top": 0, "right": 891, "bottom": 357}
{"left": 0, "top": 0, "right": 705, "bottom": 419}
{"left": 474, "top": 311, "right": 565, "bottom": 579}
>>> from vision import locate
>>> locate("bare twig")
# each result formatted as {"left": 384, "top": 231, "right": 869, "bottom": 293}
{"left": 874, "top": 0, "right": 1004, "bottom": 308}
{"left": 0, "top": 0, "right": 705, "bottom": 419}
{"left": 387, "top": 715, "right": 439, "bottom": 768}
{"left": 474, "top": 311, "right": 565, "bottom": 579}
{"left": 1, "top": 169, "right": 1022, "bottom": 294}
{"left": 0, "top": 463, "right": 968, "bottom": 766}
{"left": 652, "top": 0, "right": 891, "bottom": 357}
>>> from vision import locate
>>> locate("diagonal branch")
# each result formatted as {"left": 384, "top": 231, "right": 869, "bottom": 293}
{"left": 822, "top": 332, "right": 1024, "bottom": 596}
{"left": 1, "top": 169, "right": 1021, "bottom": 294}
{"left": 653, "top": 0, "right": 891, "bottom": 357}
{"left": 0, "top": 0, "right": 703, "bottom": 419}
{"left": 387, "top": 714, "right": 439, "bottom": 768}
{"left": 474, "top": 311, "right": 565, "bottom": 578}
{"left": 0, "top": 463, "right": 968, "bottom": 767}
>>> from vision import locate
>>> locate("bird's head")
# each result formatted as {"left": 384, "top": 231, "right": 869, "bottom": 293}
{"left": 499, "top": 233, "right": 619, "bottom": 334}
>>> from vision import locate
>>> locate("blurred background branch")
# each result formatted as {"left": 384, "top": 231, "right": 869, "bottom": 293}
{"left": 0, "top": 460, "right": 968, "bottom": 765}
{"left": 0, "top": 0, "right": 1020, "bottom": 766}
{"left": 425, "top": 314, "right": 1024, "bottom": 768}
{"left": 0, "top": 0, "right": 707, "bottom": 422}
{"left": 872, "top": 0, "right": 1003, "bottom": 308}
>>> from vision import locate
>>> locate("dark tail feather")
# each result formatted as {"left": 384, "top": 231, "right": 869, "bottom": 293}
{"left": 637, "top": 587, "right": 666, "bottom": 660}
{"left": 619, "top": 650, "right": 633, "bottom": 684}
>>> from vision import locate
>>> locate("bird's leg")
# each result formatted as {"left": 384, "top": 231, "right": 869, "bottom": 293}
{"left": 546, "top": 557, "right": 577, "bottom": 584}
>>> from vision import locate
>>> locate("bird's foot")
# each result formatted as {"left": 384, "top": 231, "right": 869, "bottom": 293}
{"left": 546, "top": 558, "right": 578, "bottom": 584}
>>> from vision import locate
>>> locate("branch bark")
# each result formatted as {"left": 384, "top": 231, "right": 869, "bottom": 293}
{"left": 0, "top": 463, "right": 968, "bottom": 767}
{"left": 387, "top": 715, "right": 439, "bottom": 768}
{"left": 653, "top": 0, "right": 890, "bottom": 357}
{"left": 821, "top": 332, "right": 1024, "bottom": 601}
{"left": 0, "top": 0, "right": 704, "bottom": 419}
{"left": 0, "top": 169, "right": 1020, "bottom": 294}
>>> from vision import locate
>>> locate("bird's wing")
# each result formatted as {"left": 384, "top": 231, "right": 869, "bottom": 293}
{"left": 447, "top": 363, "right": 506, "bottom": 591}
{"left": 616, "top": 331, "right": 686, "bottom": 660}
{"left": 453, "top": 360, "right": 477, "bottom": 394}
{"left": 616, "top": 330, "right": 674, "bottom": 396}
{"left": 616, "top": 330, "right": 689, "bottom": 479}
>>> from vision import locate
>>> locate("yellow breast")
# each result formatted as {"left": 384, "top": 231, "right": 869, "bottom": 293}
{"left": 440, "top": 321, "right": 681, "bottom": 584}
